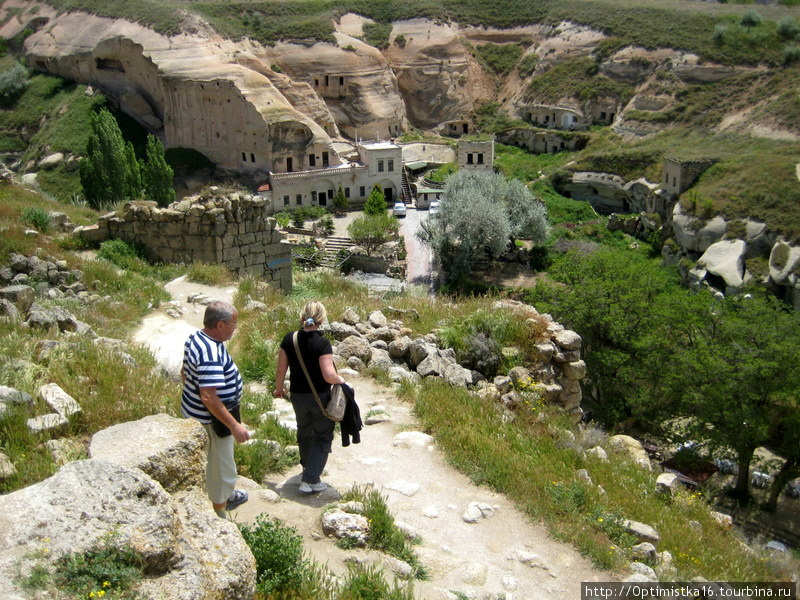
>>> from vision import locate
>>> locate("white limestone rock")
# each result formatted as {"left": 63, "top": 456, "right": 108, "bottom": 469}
{"left": 321, "top": 509, "right": 369, "bottom": 546}
{"left": 393, "top": 431, "right": 434, "bottom": 449}
{"left": 697, "top": 239, "right": 746, "bottom": 291}
{"left": 39, "top": 383, "right": 81, "bottom": 418}
{"left": 89, "top": 413, "right": 207, "bottom": 493}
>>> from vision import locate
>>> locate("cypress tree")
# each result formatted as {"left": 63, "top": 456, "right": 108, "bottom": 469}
{"left": 79, "top": 108, "right": 141, "bottom": 209}
{"left": 141, "top": 134, "right": 175, "bottom": 207}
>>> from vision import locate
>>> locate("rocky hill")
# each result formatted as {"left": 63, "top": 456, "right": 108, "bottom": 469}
{"left": 3, "top": 0, "right": 798, "bottom": 179}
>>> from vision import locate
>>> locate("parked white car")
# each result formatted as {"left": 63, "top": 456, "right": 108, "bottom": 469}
{"left": 429, "top": 200, "right": 441, "bottom": 214}
{"left": 392, "top": 202, "right": 407, "bottom": 217}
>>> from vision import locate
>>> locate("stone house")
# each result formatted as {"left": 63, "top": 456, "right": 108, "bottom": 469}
{"left": 521, "top": 104, "right": 588, "bottom": 130}
{"left": 414, "top": 185, "right": 443, "bottom": 209}
{"left": 457, "top": 139, "right": 494, "bottom": 172}
{"left": 661, "top": 156, "right": 717, "bottom": 199}
{"left": 264, "top": 141, "right": 403, "bottom": 212}
{"left": 497, "top": 127, "right": 587, "bottom": 155}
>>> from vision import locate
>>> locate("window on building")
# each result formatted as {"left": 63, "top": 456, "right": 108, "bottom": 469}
{"left": 322, "top": 152, "right": 329, "bottom": 167}
{"left": 250, "top": 153, "right": 255, "bottom": 163}
{"left": 345, "top": 187, "right": 350, "bottom": 198}
{"left": 673, "top": 176, "right": 677, "bottom": 187}
{"left": 467, "top": 154, "right": 473, "bottom": 165}
{"left": 286, "top": 157, "right": 293, "bottom": 172}
{"left": 314, "top": 79, "right": 319, "bottom": 86}
{"left": 309, "top": 154, "right": 316, "bottom": 167}
{"left": 378, "top": 160, "right": 384, "bottom": 172}
{"left": 242, "top": 152, "right": 247, "bottom": 162}
{"left": 296, "top": 194, "right": 302, "bottom": 205}
{"left": 359, "top": 186, "right": 365, "bottom": 197}
{"left": 311, "top": 191, "right": 317, "bottom": 203}
{"left": 283, "top": 195, "right": 290, "bottom": 206}
{"left": 477, "top": 154, "right": 483, "bottom": 164}
{"left": 388, "top": 159, "right": 394, "bottom": 172}
{"left": 325, "top": 75, "right": 329, "bottom": 86}
{"left": 327, "top": 189, "right": 334, "bottom": 200}
{"left": 601, "top": 112, "right": 607, "bottom": 120}
{"left": 339, "top": 76, "right": 344, "bottom": 86}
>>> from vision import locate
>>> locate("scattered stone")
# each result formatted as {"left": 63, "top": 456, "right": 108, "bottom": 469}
{"left": 0, "top": 451, "right": 17, "bottom": 480}
{"left": 44, "top": 438, "right": 86, "bottom": 465}
{"left": 365, "top": 412, "right": 391, "bottom": 425}
{"left": 462, "top": 502, "right": 495, "bottom": 524}
{"left": 341, "top": 308, "right": 360, "bottom": 325}
{"left": 336, "top": 335, "right": 372, "bottom": 364}
{"left": 0, "top": 298, "right": 20, "bottom": 321}
{"left": 460, "top": 561, "right": 488, "bottom": 586}
{"left": 383, "top": 555, "right": 414, "bottom": 580}
{"left": 0, "top": 385, "right": 34, "bottom": 416}
{"left": 631, "top": 542, "right": 657, "bottom": 561}
{"left": 0, "top": 284, "right": 35, "bottom": 313}
{"left": 710, "top": 511, "right": 733, "bottom": 530}
{"left": 656, "top": 472, "right": 680, "bottom": 496}
{"left": 423, "top": 505, "right": 439, "bottom": 519}
{"left": 26, "top": 412, "right": 69, "bottom": 434}
{"left": 387, "top": 480, "right": 420, "bottom": 497}
{"left": 39, "top": 383, "right": 82, "bottom": 418}
{"left": 368, "top": 310, "right": 388, "bottom": 327}
{"left": 554, "top": 329, "right": 582, "bottom": 351}
{"left": 244, "top": 300, "right": 267, "bottom": 312}
{"left": 576, "top": 469, "right": 593, "bottom": 485}
{"left": 609, "top": 435, "right": 651, "bottom": 470}
{"left": 623, "top": 520, "right": 660, "bottom": 545}
{"left": 321, "top": 509, "right": 369, "bottom": 546}
{"left": 586, "top": 446, "right": 608, "bottom": 461}
{"left": 393, "top": 431, "right": 434, "bottom": 449}
{"left": 629, "top": 562, "right": 658, "bottom": 582}
{"left": 258, "top": 489, "right": 281, "bottom": 503}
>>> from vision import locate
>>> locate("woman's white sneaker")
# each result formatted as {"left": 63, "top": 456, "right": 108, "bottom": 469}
{"left": 298, "top": 481, "right": 327, "bottom": 493}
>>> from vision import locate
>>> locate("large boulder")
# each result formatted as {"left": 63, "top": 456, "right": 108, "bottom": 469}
{"left": 408, "top": 338, "right": 437, "bottom": 368}
{"left": 609, "top": 435, "right": 651, "bottom": 470}
{"left": 0, "top": 460, "right": 255, "bottom": 600}
{"left": 0, "top": 385, "right": 34, "bottom": 417}
{"left": 39, "top": 383, "right": 82, "bottom": 418}
{"left": 335, "top": 335, "right": 372, "bottom": 364}
{"left": 0, "top": 285, "right": 35, "bottom": 314}
{"left": 672, "top": 205, "right": 726, "bottom": 253}
{"left": 89, "top": 414, "right": 207, "bottom": 493}
{"left": 0, "top": 460, "right": 180, "bottom": 598}
{"left": 769, "top": 239, "right": 800, "bottom": 286}
{"left": 697, "top": 239, "right": 746, "bottom": 291}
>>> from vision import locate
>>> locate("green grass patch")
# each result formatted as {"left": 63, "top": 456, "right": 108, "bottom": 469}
{"left": 472, "top": 42, "right": 523, "bottom": 76}
{"left": 186, "top": 261, "right": 234, "bottom": 286}
{"left": 339, "top": 486, "right": 428, "bottom": 580}
{"left": 403, "top": 378, "right": 788, "bottom": 579}
{"left": 525, "top": 57, "right": 634, "bottom": 106}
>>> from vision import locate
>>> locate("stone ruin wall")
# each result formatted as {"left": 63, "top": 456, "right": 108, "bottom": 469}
{"left": 93, "top": 194, "right": 292, "bottom": 292}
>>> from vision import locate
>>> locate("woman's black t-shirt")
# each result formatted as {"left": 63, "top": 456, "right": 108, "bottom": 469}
{"left": 280, "top": 329, "right": 333, "bottom": 394}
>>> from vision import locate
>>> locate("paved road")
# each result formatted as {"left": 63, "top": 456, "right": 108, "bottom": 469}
{"left": 398, "top": 205, "right": 433, "bottom": 289}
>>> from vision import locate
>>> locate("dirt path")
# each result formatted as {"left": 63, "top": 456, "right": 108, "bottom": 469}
{"left": 133, "top": 278, "right": 610, "bottom": 599}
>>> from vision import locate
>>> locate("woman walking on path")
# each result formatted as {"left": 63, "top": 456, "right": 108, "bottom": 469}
{"left": 274, "top": 301, "right": 346, "bottom": 493}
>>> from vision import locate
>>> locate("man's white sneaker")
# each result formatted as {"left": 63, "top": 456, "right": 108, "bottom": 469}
{"left": 298, "top": 481, "right": 327, "bottom": 493}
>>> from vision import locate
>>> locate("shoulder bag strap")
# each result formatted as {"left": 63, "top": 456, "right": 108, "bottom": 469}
{"left": 292, "top": 331, "right": 331, "bottom": 418}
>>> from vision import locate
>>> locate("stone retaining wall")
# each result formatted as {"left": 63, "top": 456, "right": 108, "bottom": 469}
{"left": 94, "top": 194, "right": 292, "bottom": 292}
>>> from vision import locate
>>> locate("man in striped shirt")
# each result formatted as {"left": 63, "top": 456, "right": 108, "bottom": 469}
{"left": 181, "top": 300, "right": 249, "bottom": 517}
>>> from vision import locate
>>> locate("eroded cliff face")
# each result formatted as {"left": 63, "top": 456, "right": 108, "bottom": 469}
{"left": 2, "top": 2, "right": 339, "bottom": 176}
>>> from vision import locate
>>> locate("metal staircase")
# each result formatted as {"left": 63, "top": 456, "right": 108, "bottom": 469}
{"left": 401, "top": 168, "right": 414, "bottom": 204}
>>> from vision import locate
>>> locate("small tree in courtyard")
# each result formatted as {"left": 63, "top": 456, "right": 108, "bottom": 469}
{"left": 363, "top": 185, "right": 387, "bottom": 216}
{"left": 333, "top": 185, "right": 348, "bottom": 214}
{"left": 347, "top": 213, "right": 398, "bottom": 256}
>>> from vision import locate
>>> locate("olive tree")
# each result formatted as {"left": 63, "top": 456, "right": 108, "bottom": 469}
{"left": 417, "top": 170, "right": 549, "bottom": 282}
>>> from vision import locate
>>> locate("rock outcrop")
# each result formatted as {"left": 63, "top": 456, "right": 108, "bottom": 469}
{"left": 0, "top": 423, "right": 256, "bottom": 600}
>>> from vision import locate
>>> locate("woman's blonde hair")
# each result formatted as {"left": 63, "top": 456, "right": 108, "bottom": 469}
{"left": 300, "top": 301, "right": 327, "bottom": 327}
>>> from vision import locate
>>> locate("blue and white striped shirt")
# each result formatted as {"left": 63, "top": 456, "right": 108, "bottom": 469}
{"left": 181, "top": 330, "right": 242, "bottom": 424}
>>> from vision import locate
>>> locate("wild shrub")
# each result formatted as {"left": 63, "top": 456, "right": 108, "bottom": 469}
{"left": 740, "top": 10, "right": 762, "bottom": 29}
{"left": 0, "top": 62, "right": 29, "bottom": 105}
{"left": 362, "top": 22, "right": 392, "bottom": 49}
{"left": 339, "top": 486, "right": 427, "bottom": 580}
{"left": 459, "top": 332, "right": 502, "bottom": 378}
{"left": 238, "top": 516, "right": 309, "bottom": 596}
{"left": 336, "top": 564, "right": 416, "bottom": 600}
{"left": 274, "top": 211, "right": 292, "bottom": 228}
{"left": 473, "top": 42, "right": 523, "bottom": 76}
{"left": 20, "top": 206, "right": 51, "bottom": 232}
{"left": 394, "top": 33, "right": 407, "bottom": 48}
{"left": 782, "top": 45, "right": 800, "bottom": 66}
{"left": 777, "top": 18, "right": 800, "bottom": 40}
{"left": 518, "top": 53, "right": 539, "bottom": 77}
{"left": 52, "top": 536, "right": 144, "bottom": 599}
